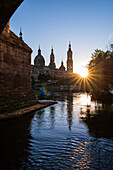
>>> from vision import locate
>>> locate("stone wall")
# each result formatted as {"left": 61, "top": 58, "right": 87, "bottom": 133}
{"left": 0, "top": 24, "right": 37, "bottom": 114}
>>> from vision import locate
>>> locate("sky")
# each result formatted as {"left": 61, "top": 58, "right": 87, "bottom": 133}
{"left": 10, "top": 0, "right": 113, "bottom": 74}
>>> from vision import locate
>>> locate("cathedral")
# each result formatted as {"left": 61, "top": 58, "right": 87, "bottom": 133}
{"left": 31, "top": 43, "right": 73, "bottom": 81}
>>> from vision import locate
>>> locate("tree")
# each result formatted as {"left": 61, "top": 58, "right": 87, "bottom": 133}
{"left": 88, "top": 49, "right": 113, "bottom": 92}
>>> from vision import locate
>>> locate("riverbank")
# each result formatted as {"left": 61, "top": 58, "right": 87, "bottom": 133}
{"left": 0, "top": 101, "right": 57, "bottom": 120}
{"left": 91, "top": 90, "right": 113, "bottom": 103}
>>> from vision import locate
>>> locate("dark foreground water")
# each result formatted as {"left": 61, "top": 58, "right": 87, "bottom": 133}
{"left": 0, "top": 93, "right": 113, "bottom": 169}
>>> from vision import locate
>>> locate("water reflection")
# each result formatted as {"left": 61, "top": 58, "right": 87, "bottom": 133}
{"left": 35, "top": 110, "right": 45, "bottom": 129}
{"left": 67, "top": 94, "right": 73, "bottom": 130}
{"left": 80, "top": 93, "right": 91, "bottom": 106}
{"left": 0, "top": 115, "right": 33, "bottom": 169}
{"left": 49, "top": 106, "right": 55, "bottom": 129}
{"left": 80, "top": 97, "right": 113, "bottom": 139}
{"left": 0, "top": 93, "right": 113, "bottom": 169}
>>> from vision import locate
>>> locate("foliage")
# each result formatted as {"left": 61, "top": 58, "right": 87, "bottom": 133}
{"left": 88, "top": 49, "right": 113, "bottom": 92}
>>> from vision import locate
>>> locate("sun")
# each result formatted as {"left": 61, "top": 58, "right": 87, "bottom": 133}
{"left": 78, "top": 67, "right": 88, "bottom": 77}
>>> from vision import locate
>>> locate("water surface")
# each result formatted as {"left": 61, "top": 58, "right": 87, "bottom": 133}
{"left": 0, "top": 93, "right": 113, "bottom": 169}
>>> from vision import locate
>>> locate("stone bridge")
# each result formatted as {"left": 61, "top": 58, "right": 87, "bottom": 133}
{"left": 0, "top": 0, "right": 23, "bottom": 34}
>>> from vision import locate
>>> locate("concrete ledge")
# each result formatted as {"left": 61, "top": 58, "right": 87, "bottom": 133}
{"left": 0, "top": 101, "right": 57, "bottom": 120}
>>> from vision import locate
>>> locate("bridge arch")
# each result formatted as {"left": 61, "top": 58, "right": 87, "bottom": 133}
{"left": 0, "top": 0, "right": 24, "bottom": 34}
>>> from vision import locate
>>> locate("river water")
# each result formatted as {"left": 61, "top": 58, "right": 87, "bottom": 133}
{"left": 0, "top": 92, "right": 113, "bottom": 169}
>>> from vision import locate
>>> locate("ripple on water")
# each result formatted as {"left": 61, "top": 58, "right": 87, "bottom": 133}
{"left": 1, "top": 93, "right": 113, "bottom": 169}
{"left": 28, "top": 131, "right": 113, "bottom": 169}
{"left": 29, "top": 102, "right": 113, "bottom": 168}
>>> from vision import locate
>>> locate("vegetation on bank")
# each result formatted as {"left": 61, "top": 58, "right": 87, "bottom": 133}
{"left": 87, "top": 48, "right": 113, "bottom": 102}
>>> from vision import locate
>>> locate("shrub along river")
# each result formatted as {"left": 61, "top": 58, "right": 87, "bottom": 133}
{"left": 0, "top": 92, "right": 113, "bottom": 169}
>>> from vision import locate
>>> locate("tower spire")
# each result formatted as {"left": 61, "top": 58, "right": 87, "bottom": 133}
{"left": 51, "top": 46, "right": 53, "bottom": 54}
{"left": 19, "top": 27, "right": 23, "bottom": 40}
{"left": 69, "top": 41, "right": 71, "bottom": 50}
{"left": 67, "top": 42, "right": 73, "bottom": 73}
{"left": 38, "top": 45, "right": 41, "bottom": 55}
{"left": 49, "top": 46, "right": 56, "bottom": 69}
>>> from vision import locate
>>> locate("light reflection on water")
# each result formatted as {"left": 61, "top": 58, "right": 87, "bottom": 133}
{"left": 0, "top": 93, "right": 113, "bottom": 169}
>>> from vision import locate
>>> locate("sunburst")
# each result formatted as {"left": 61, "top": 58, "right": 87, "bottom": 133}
{"left": 68, "top": 63, "right": 104, "bottom": 93}
{"left": 78, "top": 67, "right": 88, "bottom": 78}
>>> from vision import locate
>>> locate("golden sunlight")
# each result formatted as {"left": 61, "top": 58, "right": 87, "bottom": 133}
{"left": 78, "top": 67, "right": 88, "bottom": 77}
{"left": 80, "top": 93, "right": 91, "bottom": 106}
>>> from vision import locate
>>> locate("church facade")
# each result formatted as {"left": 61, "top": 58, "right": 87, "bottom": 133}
{"left": 31, "top": 43, "right": 74, "bottom": 81}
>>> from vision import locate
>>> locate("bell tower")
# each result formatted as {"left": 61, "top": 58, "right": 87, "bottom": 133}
{"left": 49, "top": 47, "right": 56, "bottom": 69}
{"left": 67, "top": 43, "right": 73, "bottom": 73}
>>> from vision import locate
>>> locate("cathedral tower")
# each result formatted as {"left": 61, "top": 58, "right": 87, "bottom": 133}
{"left": 67, "top": 43, "right": 73, "bottom": 73}
{"left": 49, "top": 47, "right": 56, "bottom": 69}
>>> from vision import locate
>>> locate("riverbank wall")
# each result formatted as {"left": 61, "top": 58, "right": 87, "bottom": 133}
{"left": 0, "top": 101, "right": 57, "bottom": 120}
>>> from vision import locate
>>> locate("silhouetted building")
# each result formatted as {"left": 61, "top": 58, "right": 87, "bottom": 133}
{"left": 49, "top": 48, "right": 56, "bottom": 69}
{"left": 31, "top": 43, "right": 73, "bottom": 80}
{"left": 34, "top": 47, "right": 45, "bottom": 68}
{"left": 67, "top": 43, "right": 73, "bottom": 73}
{"left": 59, "top": 61, "right": 65, "bottom": 71}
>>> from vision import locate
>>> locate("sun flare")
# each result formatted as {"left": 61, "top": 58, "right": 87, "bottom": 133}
{"left": 78, "top": 67, "right": 88, "bottom": 77}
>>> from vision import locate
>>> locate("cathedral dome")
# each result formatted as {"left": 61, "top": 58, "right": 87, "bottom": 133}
{"left": 34, "top": 47, "right": 45, "bottom": 67}
{"left": 35, "top": 54, "right": 44, "bottom": 61}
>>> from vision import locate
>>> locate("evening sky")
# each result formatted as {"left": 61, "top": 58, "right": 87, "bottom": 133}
{"left": 11, "top": 0, "right": 113, "bottom": 73}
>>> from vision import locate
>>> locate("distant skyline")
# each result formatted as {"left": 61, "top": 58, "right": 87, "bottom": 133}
{"left": 10, "top": 0, "right": 113, "bottom": 73}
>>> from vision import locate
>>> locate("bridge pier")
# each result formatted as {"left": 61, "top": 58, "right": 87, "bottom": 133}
{"left": 0, "top": 22, "right": 37, "bottom": 114}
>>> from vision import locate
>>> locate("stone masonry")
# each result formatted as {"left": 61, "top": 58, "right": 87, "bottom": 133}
{"left": 0, "top": 22, "right": 37, "bottom": 114}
